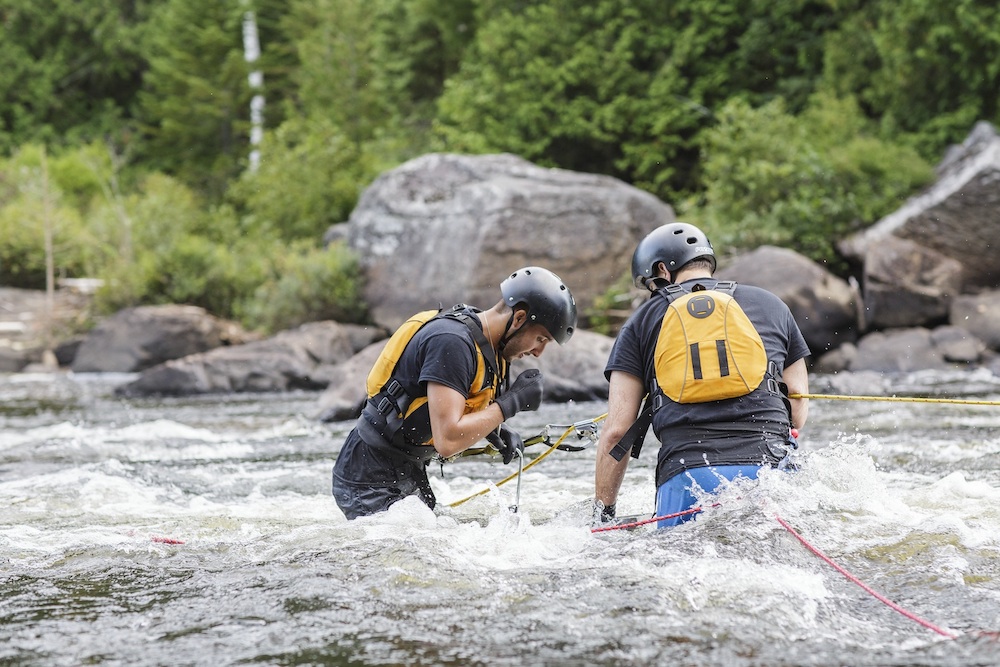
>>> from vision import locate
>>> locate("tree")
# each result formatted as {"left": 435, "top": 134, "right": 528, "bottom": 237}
{"left": 0, "top": 0, "right": 151, "bottom": 153}
{"left": 823, "top": 0, "right": 1000, "bottom": 158}
{"left": 137, "top": 0, "right": 258, "bottom": 197}
{"left": 435, "top": 0, "right": 839, "bottom": 200}
{"left": 695, "top": 94, "right": 932, "bottom": 270}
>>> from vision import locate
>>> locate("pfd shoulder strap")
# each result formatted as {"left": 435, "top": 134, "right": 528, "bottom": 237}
{"left": 655, "top": 280, "right": 737, "bottom": 303}
{"left": 443, "top": 309, "right": 504, "bottom": 388}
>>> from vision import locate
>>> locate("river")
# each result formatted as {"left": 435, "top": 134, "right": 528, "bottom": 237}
{"left": 1, "top": 370, "right": 998, "bottom": 666}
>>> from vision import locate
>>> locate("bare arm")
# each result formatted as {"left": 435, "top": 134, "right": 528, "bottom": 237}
{"left": 783, "top": 357, "right": 809, "bottom": 430}
{"left": 426, "top": 381, "right": 506, "bottom": 459}
{"left": 594, "top": 371, "right": 646, "bottom": 507}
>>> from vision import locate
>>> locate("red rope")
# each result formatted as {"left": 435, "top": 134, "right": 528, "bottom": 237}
{"left": 590, "top": 506, "right": 704, "bottom": 533}
{"left": 590, "top": 502, "right": 986, "bottom": 641}
{"left": 774, "top": 515, "right": 958, "bottom": 639}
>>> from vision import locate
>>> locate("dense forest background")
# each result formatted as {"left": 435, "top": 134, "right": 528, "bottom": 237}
{"left": 2, "top": 0, "right": 995, "bottom": 333}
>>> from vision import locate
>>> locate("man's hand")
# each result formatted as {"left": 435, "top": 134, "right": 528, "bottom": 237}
{"left": 495, "top": 369, "right": 544, "bottom": 419}
{"left": 486, "top": 424, "right": 525, "bottom": 465}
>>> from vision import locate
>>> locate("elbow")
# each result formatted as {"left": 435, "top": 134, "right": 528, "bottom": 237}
{"left": 598, "top": 427, "right": 630, "bottom": 457}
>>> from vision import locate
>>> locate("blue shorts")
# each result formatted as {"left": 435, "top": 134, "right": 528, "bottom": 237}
{"left": 654, "top": 465, "right": 762, "bottom": 529}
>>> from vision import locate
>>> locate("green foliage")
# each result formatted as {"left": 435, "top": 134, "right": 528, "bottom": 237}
{"left": 692, "top": 93, "right": 933, "bottom": 271}
{"left": 282, "top": 0, "right": 383, "bottom": 137}
{"left": 0, "top": 0, "right": 151, "bottom": 153}
{"left": 228, "top": 117, "right": 369, "bottom": 240}
{"left": 583, "top": 273, "right": 639, "bottom": 336}
{"left": 136, "top": 0, "right": 256, "bottom": 197}
{"left": 370, "top": 0, "right": 477, "bottom": 120}
{"left": 822, "top": 0, "right": 1000, "bottom": 159}
{"left": 236, "top": 241, "right": 367, "bottom": 334}
{"left": 435, "top": 0, "right": 838, "bottom": 200}
{"left": 0, "top": 144, "right": 92, "bottom": 287}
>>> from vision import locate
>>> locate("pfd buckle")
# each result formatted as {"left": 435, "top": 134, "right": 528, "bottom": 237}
{"left": 385, "top": 379, "right": 404, "bottom": 398}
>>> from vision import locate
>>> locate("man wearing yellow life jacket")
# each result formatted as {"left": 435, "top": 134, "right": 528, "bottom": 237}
{"left": 593, "top": 223, "right": 810, "bottom": 528}
{"left": 333, "top": 267, "right": 578, "bottom": 520}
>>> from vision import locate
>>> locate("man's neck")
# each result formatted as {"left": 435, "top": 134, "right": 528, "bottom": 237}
{"left": 671, "top": 268, "right": 713, "bottom": 284}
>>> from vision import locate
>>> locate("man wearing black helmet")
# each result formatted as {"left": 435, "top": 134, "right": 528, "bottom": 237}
{"left": 333, "top": 267, "right": 578, "bottom": 520}
{"left": 593, "top": 223, "right": 810, "bottom": 528}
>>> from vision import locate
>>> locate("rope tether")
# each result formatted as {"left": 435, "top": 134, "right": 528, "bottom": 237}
{"left": 594, "top": 509, "right": 960, "bottom": 639}
{"left": 790, "top": 393, "right": 1000, "bottom": 407}
{"left": 448, "top": 413, "right": 608, "bottom": 508}
{"left": 774, "top": 515, "right": 959, "bottom": 639}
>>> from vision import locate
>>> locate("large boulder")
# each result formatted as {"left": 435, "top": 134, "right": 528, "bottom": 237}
{"left": 335, "top": 153, "right": 672, "bottom": 331}
{"left": 715, "top": 246, "right": 859, "bottom": 356}
{"left": 849, "top": 327, "right": 959, "bottom": 373}
{"left": 116, "top": 321, "right": 383, "bottom": 396}
{"left": 950, "top": 290, "right": 1000, "bottom": 350}
{"left": 72, "top": 305, "right": 251, "bottom": 373}
{"left": 508, "top": 329, "right": 613, "bottom": 403}
{"left": 862, "top": 236, "right": 964, "bottom": 329}
{"left": 841, "top": 121, "right": 1000, "bottom": 290}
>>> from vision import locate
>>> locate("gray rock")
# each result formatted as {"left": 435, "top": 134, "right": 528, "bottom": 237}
{"left": 716, "top": 246, "right": 858, "bottom": 355}
{"left": 339, "top": 153, "right": 672, "bottom": 331}
{"left": 72, "top": 304, "right": 252, "bottom": 373}
{"left": 116, "top": 321, "right": 382, "bottom": 396}
{"left": 950, "top": 290, "right": 1000, "bottom": 350}
{"left": 862, "top": 236, "right": 963, "bottom": 329}
{"left": 850, "top": 328, "right": 956, "bottom": 373}
{"left": 841, "top": 120, "right": 1000, "bottom": 289}
{"left": 929, "top": 325, "right": 986, "bottom": 363}
{"left": 813, "top": 342, "right": 857, "bottom": 374}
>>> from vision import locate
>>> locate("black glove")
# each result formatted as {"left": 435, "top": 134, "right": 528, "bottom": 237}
{"left": 495, "top": 368, "right": 544, "bottom": 419}
{"left": 486, "top": 424, "right": 524, "bottom": 465}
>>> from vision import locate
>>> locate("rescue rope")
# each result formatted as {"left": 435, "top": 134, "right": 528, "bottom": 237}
{"left": 447, "top": 413, "right": 608, "bottom": 508}
{"left": 790, "top": 393, "right": 1000, "bottom": 406}
{"left": 594, "top": 507, "right": 961, "bottom": 639}
{"left": 774, "top": 515, "right": 959, "bottom": 639}
{"left": 590, "top": 506, "right": 705, "bottom": 533}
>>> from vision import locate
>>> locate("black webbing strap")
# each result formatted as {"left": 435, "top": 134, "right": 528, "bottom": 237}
{"left": 609, "top": 393, "right": 656, "bottom": 462}
{"left": 447, "top": 310, "right": 504, "bottom": 390}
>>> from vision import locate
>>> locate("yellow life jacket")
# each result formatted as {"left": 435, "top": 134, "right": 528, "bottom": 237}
{"left": 653, "top": 281, "right": 767, "bottom": 403}
{"left": 359, "top": 305, "right": 504, "bottom": 457}
{"left": 610, "top": 282, "right": 786, "bottom": 463}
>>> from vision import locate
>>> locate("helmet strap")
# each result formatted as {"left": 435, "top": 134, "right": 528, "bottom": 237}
{"left": 498, "top": 312, "right": 517, "bottom": 354}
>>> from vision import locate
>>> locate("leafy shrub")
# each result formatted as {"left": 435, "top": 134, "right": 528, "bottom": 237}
{"left": 235, "top": 240, "right": 367, "bottom": 334}
{"left": 690, "top": 93, "right": 933, "bottom": 272}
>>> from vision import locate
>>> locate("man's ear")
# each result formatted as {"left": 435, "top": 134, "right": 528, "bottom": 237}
{"left": 510, "top": 308, "right": 529, "bottom": 330}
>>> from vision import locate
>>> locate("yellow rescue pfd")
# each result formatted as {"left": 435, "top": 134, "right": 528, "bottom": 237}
{"left": 358, "top": 304, "right": 505, "bottom": 461}
{"left": 653, "top": 281, "right": 767, "bottom": 403}
{"left": 610, "top": 281, "right": 785, "bottom": 463}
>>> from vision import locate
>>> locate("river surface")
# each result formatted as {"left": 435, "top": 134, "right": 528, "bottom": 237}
{"left": 2, "top": 370, "right": 999, "bottom": 666}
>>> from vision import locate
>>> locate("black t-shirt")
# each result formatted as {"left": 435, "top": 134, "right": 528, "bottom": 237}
{"left": 333, "top": 308, "right": 483, "bottom": 487}
{"left": 605, "top": 279, "right": 811, "bottom": 484}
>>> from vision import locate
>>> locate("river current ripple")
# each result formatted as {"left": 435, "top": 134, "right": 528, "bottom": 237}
{"left": 1, "top": 370, "right": 998, "bottom": 666}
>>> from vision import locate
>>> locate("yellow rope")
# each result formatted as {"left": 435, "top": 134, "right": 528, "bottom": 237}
{"left": 447, "top": 413, "right": 608, "bottom": 508}
{"left": 790, "top": 393, "right": 1000, "bottom": 406}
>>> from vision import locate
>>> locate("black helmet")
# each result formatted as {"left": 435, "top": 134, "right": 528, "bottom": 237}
{"left": 631, "top": 222, "right": 716, "bottom": 288}
{"left": 500, "top": 267, "right": 577, "bottom": 344}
